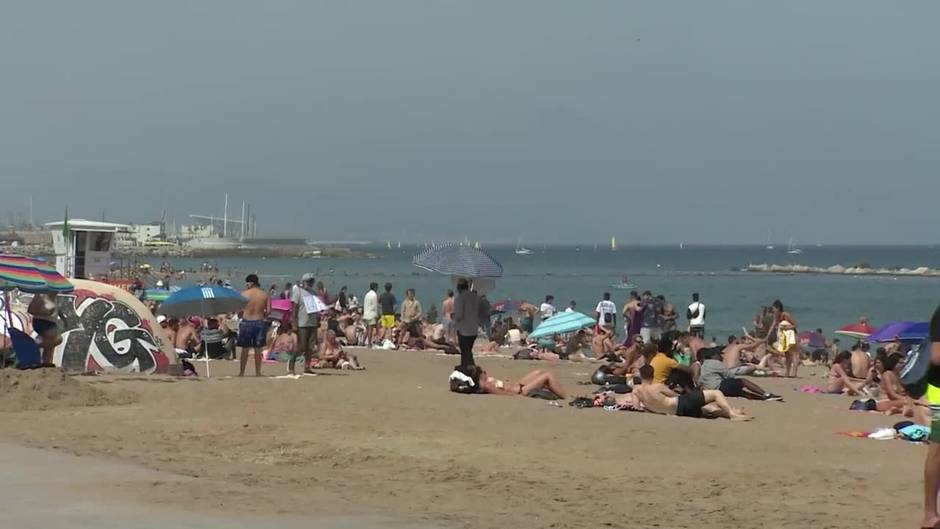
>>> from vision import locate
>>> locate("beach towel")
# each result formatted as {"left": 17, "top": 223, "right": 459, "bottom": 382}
{"left": 899, "top": 424, "right": 931, "bottom": 442}
{"left": 868, "top": 428, "right": 897, "bottom": 441}
{"left": 837, "top": 431, "right": 872, "bottom": 438}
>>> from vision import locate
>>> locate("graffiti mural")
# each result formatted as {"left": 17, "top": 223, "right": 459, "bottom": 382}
{"left": 53, "top": 280, "right": 174, "bottom": 374}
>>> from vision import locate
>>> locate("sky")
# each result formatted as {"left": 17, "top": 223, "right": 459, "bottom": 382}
{"left": 1, "top": 1, "right": 939, "bottom": 245}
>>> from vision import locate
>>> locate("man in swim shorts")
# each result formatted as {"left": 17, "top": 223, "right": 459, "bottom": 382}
{"left": 633, "top": 365, "right": 751, "bottom": 421}
{"left": 441, "top": 290, "right": 456, "bottom": 343}
{"left": 238, "top": 274, "right": 270, "bottom": 377}
{"left": 378, "top": 282, "right": 397, "bottom": 341}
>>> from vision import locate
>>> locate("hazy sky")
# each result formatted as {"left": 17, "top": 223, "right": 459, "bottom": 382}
{"left": 2, "top": 1, "right": 938, "bottom": 244}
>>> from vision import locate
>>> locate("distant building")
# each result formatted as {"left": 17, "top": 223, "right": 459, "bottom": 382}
{"left": 116, "top": 222, "right": 164, "bottom": 247}
{"left": 178, "top": 224, "right": 215, "bottom": 240}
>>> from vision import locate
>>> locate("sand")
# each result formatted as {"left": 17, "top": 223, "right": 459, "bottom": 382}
{"left": 0, "top": 369, "right": 137, "bottom": 411}
{"left": 0, "top": 349, "right": 925, "bottom": 529}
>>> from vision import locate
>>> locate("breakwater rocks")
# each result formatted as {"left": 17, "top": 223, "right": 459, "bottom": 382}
{"left": 745, "top": 263, "right": 940, "bottom": 277}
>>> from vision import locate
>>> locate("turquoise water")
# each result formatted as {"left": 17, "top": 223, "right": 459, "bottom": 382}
{"left": 142, "top": 245, "right": 940, "bottom": 341}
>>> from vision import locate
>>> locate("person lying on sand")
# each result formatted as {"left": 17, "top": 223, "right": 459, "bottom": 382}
{"left": 633, "top": 365, "right": 751, "bottom": 421}
{"left": 564, "top": 329, "right": 596, "bottom": 362}
{"left": 827, "top": 351, "right": 867, "bottom": 395}
{"left": 311, "top": 330, "right": 364, "bottom": 370}
{"left": 477, "top": 367, "right": 569, "bottom": 399}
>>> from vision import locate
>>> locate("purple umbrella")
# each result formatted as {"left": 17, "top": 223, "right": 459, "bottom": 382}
{"left": 869, "top": 321, "right": 917, "bottom": 343}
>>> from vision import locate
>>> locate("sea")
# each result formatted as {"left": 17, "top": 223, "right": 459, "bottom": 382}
{"left": 141, "top": 245, "right": 940, "bottom": 342}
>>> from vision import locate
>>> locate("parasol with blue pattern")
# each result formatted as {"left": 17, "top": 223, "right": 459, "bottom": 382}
{"left": 413, "top": 244, "right": 503, "bottom": 278}
{"left": 528, "top": 311, "right": 597, "bottom": 340}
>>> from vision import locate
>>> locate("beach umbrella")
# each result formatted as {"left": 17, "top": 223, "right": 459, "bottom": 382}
{"left": 834, "top": 322, "right": 875, "bottom": 340}
{"left": 528, "top": 311, "right": 597, "bottom": 340}
{"left": 898, "top": 322, "right": 929, "bottom": 342}
{"left": 869, "top": 321, "right": 917, "bottom": 343}
{"left": 413, "top": 244, "right": 503, "bottom": 278}
{"left": 159, "top": 285, "right": 248, "bottom": 378}
{"left": 0, "top": 254, "right": 73, "bottom": 294}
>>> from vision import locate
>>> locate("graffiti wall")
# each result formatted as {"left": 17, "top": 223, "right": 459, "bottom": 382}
{"left": 54, "top": 280, "right": 175, "bottom": 373}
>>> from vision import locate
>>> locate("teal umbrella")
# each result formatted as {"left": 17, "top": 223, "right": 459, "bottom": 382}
{"left": 528, "top": 311, "right": 596, "bottom": 340}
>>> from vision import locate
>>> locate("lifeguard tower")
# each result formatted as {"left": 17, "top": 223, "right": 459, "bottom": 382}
{"left": 44, "top": 220, "right": 129, "bottom": 279}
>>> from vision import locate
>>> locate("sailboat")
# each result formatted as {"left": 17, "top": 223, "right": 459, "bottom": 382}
{"left": 765, "top": 229, "right": 774, "bottom": 250}
{"left": 787, "top": 238, "right": 803, "bottom": 255}
{"left": 386, "top": 241, "right": 392, "bottom": 249}
{"left": 514, "top": 238, "right": 534, "bottom": 255}
{"left": 397, "top": 241, "right": 401, "bottom": 249}
{"left": 473, "top": 241, "right": 480, "bottom": 249}
{"left": 610, "top": 236, "right": 617, "bottom": 251}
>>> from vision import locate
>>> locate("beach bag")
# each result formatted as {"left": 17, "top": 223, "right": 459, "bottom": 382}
{"left": 449, "top": 366, "right": 479, "bottom": 394}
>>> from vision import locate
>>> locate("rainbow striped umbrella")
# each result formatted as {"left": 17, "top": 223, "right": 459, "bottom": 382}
{"left": 0, "top": 254, "right": 73, "bottom": 293}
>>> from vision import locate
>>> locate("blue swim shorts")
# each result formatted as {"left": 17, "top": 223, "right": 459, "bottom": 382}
{"left": 237, "top": 319, "right": 267, "bottom": 348}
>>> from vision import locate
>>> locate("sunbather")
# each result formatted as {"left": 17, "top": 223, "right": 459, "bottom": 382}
{"left": 633, "top": 365, "right": 751, "bottom": 421}
{"left": 478, "top": 368, "right": 569, "bottom": 399}
{"left": 312, "top": 330, "right": 363, "bottom": 370}
{"left": 827, "top": 351, "right": 867, "bottom": 395}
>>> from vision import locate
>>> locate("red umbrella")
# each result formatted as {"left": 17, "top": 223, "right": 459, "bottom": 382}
{"left": 834, "top": 322, "right": 875, "bottom": 340}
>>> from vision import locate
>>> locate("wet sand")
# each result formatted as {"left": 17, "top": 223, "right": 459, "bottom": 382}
{"left": 0, "top": 349, "right": 924, "bottom": 529}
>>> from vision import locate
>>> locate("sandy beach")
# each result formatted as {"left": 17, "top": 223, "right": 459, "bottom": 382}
{"left": 0, "top": 349, "right": 924, "bottom": 529}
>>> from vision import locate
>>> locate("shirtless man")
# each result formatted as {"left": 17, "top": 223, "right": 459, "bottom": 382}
{"left": 174, "top": 318, "right": 199, "bottom": 358}
{"left": 591, "top": 327, "right": 617, "bottom": 360}
{"left": 633, "top": 364, "right": 751, "bottom": 421}
{"left": 722, "top": 335, "right": 766, "bottom": 368}
{"left": 238, "top": 274, "right": 270, "bottom": 377}
{"left": 441, "top": 290, "right": 456, "bottom": 343}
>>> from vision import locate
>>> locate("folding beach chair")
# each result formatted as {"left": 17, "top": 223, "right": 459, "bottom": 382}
{"left": 9, "top": 327, "right": 41, "bottom": 369}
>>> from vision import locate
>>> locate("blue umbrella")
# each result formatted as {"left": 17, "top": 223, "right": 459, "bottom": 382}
{"left": 869, "top": 321, "right": 917, "bottom": 343}
{"left": 899, "top": 322, "right": 929, "bottom": 342}
{"left": 528, "top": 311, "right": 597, "bottom": 340}
{"left": 159, "top": 285, "right": 248, "bottom": 318}
{"left": 159, "top": 285, "right": 248, "bottom": 378}
{"left": 413, "top": 244, "right": 503, "bottom": 278}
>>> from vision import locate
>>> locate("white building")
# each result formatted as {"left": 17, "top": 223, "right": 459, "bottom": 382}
{"left": 116, "top": 222, "right": 164, "bottom": 247}
{"left": 44, "top": 219, "right": 129, "bottom": 279}
{"left": 178, "top": 224, "right": 215, "bottom": 240}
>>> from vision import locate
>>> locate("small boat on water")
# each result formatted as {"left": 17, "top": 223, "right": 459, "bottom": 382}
{"left": 610, "top": 236, "right": 617, "bottom": 251}
{"left": 787, "top": 238, "right": 803, "bottom": 255}
{"left": 514, "top": 238, "right": 534, "bottom": 255}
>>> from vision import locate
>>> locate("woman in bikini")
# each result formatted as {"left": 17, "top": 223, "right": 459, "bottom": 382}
{"left": 313, "top": 330, "right": 364, "bottom": 370}
{"left": 478, "top": 368, "right": 569, "bottom": 399}
{"left": 828, "top": 351, "right": 867, "bottom": 395}
{"left": 875, "top": 352, "right": 929, "bottom": 424}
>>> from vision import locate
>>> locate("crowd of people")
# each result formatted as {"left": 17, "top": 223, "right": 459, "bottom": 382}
{"left": 142, "top": 273, "right": 932, "bottom": 429}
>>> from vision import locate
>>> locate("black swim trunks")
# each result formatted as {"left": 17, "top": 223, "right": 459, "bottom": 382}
{"left": 718, "top": 378, "right": 746, "bottom": 398}
{"left": 676, "top": 389, "right": 707, "bottom": 418}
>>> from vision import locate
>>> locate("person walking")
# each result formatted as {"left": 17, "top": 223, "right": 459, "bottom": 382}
{"left": 454, "top": 278, "right": 480, "bottom": 368}
{"left": 595, "top": 292, "right": 617, "bottom": 334}
{"left": 688, "top": 293, "right": 706, "bottom": 338}
{"left": 540, "top": 295, "right": 556, "bottom": 322}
